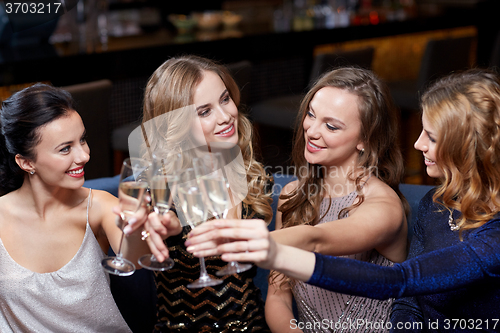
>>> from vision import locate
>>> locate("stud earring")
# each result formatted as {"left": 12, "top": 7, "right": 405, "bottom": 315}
{"left": 29, "top": 170, "right": 35, "bottom": 175}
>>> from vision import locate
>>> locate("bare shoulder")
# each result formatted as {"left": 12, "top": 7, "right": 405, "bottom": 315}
{"left": 87, "top": 188, "right": 118, "bottom": 221}
{"left": 362, "top": 177, "right": 402, "bottom": 204}
{"left": 358, "top": 177, "right": 406, "bottom": 224}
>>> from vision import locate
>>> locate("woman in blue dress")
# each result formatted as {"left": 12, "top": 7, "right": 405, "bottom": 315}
{"left": 185, "top": 68, "right": 500, "bottom": 332}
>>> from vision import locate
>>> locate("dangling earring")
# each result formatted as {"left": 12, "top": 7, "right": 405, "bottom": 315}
{"left": 29, "top": 170, "right": 35, "bottom": 175}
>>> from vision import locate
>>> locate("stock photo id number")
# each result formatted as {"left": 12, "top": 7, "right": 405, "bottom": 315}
{"left": 5, "top": 2, "right": 62, "bottom": 14}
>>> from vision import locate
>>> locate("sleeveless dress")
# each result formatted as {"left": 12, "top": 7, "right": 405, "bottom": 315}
{"left": 292, "top": 190, "right": 394, "bottom": 333}
{"left": 0, "top": 189, "right": 131, "bottom": 333}
{"left": 153, "top": 202, "right": 270, "bottom": 332}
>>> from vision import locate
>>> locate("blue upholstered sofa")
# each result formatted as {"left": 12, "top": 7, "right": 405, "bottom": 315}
{"left": 84, "top": 174, "right": 434, "bottom": 333}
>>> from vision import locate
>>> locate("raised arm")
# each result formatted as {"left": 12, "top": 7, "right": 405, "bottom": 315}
{"left": 92, "top": 189, "right": 151, "bottom": 267}
{"left": 271, "top": 179, "right": 407, "bottom": 263}
{"left": 186, "top": 217, "right": 500, "bottom": 299}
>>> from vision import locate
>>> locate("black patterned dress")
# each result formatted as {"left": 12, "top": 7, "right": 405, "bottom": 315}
{"left": 153, "top": 202, "right": 271, "bottom": 332}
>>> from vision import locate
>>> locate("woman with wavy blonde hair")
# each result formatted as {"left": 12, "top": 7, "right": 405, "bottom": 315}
{"left": 264, "top": 67, "right": 409, "bottom": 332}
{"left": 137, "top": 55, "right": 273, "bottom": 332}
{"left": 185, "top": 68, "right": 500, "bottom": 331}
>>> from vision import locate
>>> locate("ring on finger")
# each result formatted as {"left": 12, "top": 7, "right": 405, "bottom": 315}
{"left": 141, "top": 230, "right": 150, "bottom": 241}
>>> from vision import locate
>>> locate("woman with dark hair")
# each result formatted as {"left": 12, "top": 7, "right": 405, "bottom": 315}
{"left": 186, "top": 68, "right": 500, "bottom": 331}
{"left": 0, "top": 83, "right": 148, "bottom": 332}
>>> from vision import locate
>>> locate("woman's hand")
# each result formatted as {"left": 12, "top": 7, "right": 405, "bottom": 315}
{"left": 185, "top": 219, "right": 279, "bottom": 270}
{"left": 113, "top": 192, "right": 151, "bottom": 235}
{"left": 141, "top": 211, "right": 182, "bottom": 262}
{"left": 186, "top": 219, "right": 317, "bottom": 281}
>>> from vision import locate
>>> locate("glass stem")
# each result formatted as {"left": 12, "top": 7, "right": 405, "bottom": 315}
{"left": 113, "top": 232, "right": 126, "bottom": 264}
{"left": 199, "top": 258, "right": 210, "bottom": 280}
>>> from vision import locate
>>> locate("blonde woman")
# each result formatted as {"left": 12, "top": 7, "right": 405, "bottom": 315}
{"left": 136, "top": 55, "right": 273, "bottom": 332}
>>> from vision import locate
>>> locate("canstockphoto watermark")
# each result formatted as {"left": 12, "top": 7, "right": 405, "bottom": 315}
{"left": 267, "top": 164, "right": 378, "bottom": 181}
{"left": 269, "top": 165, "right": 379, "bottom": 198}
{"left": 290, "top": 318, "right": 393, "bottom": 331}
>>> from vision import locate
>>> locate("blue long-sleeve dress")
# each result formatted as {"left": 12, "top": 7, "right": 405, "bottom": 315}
{"left": 306, "top": 189, "right": 500, "bottom": 332}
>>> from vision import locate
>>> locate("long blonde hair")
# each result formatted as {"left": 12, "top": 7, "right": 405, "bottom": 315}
{"left": 142, "top": 55, "right": 272, "bottom": 221}
{"left": 422, "top": 68, "right": 500, "bottom": 235}
{"left": 279, "top": 67, "right": 408, "bottom": 228}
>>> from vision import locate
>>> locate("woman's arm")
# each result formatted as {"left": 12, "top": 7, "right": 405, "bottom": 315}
{"left": 186, "top": 218, "right": 500, "bottom": 299}
{"left": 265, "top": 275, "right": 302, "bottom": 333}
{"left": 271, "top": 179, "right": 407, "bottom": 262}
{"left": 93, "top": 190, "right": 151, "bottom": 266}
{"left": 185, "top": 219, "right": 315, "bottom": 279}
{"left": 264, "top": 197, "right": 310, "bottom": 333}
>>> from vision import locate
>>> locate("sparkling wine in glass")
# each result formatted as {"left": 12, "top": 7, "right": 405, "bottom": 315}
{"left": 102, "top": 157, "right": 151, "bottom": 276}
{"left": 178, "top": 167, "right": 223, "bottom": 288}
{"left": 194, "top": 153, "right": 252, "bottom": 276}
{"left": 139, "top": 153, "right": 181, "bottom": 271}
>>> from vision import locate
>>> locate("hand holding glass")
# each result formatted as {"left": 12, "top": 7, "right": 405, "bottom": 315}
{"left": 138, "top": 153, "right": 181, "bottom": 271}
{"left": 178, "top": 167, "right": 223, "bottom": 288}
{"left": 102, "top": 157, "right": 150, "bottom": 276}
{"left": 194, "top": 153, "right": 252, "bottom": 276}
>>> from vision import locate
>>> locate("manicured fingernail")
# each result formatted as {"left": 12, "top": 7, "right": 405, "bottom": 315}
{"left": 186, "top": 246, "right": 194, "bottom": 252}
{"left": 128, "top": 218, "right": 137, "bottom": 225}
{"left": 123, "top": 225, "right": 132, "bottom": 235}
{"left": 184, "top": 239, "right": 191, "bottom": 246}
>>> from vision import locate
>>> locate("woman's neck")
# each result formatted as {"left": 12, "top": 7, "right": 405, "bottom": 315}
{"left": 321, "top": 164, "right": 368, "bottom": 197}
{"left": 17, "top": 178, "right": 75, "bottom": 219}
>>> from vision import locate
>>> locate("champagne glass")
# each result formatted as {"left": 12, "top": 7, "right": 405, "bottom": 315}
{"left": 102, "top": 157, "right": 150, "bottom": 276}
{"left": 138, "top": 153, "right": 181, "bottom": 271}
{"left": 194, "top": 153, "right": 252, "bottom": 276}
{"left": 177, "top": 167, "right": 223, "bottom": 288}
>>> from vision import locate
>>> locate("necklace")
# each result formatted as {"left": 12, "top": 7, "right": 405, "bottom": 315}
{"left": 448, "top": 210, "right": 460, "bottom": 231}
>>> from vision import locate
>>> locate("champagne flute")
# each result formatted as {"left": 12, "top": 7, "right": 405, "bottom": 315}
{"left": 138, "top": 153, "right": 181, "bottom": 271}
{"left": 194, "top": 153, "right": 252, "bottom": 276}
{"left": 177, "top": 167, "right": 223, "bottom": 288}
{"left": 102, "top": 157, "right": 150, "bottom": 276}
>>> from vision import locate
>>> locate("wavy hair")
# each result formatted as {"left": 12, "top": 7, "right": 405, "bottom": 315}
{"left": 422, "top": 68, "right": 500, "bottom": 235}
{"left": 142, "top": 55, "right": 272, "bottom": 222}
{"left": 279, "top": 67, "right": 408, "bottom": 228}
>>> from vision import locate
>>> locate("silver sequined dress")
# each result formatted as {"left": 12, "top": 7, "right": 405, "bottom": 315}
{"left": 292, "top": 191, "right": 393, "bottom": 333}
{"left": 0, "top": 189, "right": 131, "bottom": 333}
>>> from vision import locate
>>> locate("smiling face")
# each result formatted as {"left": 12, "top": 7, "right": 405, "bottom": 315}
{"left": 303, "top": 87, "right": 364, "bottom": 169}
{"left": 28, "top": 110, "right": 90, "bottom": 188}
{"left": 192, "top": 70, "right": 239, "bottom": 147}
{"left": 414, "top": 112, "right": 443, "bottom": 178}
